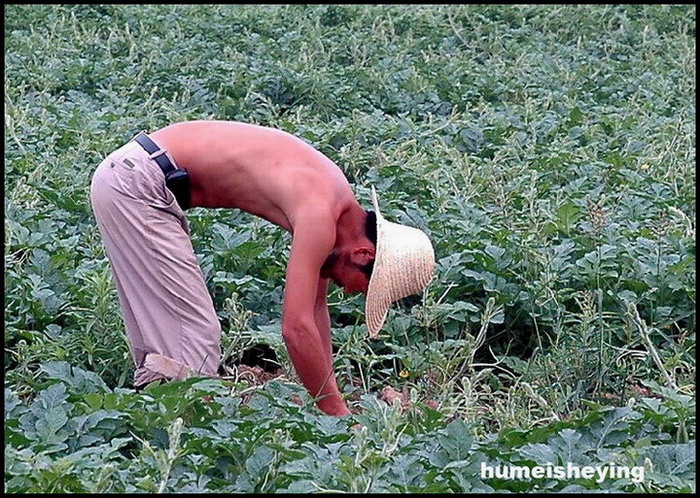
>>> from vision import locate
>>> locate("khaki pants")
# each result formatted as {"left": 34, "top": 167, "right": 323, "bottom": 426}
{"left": 90, "top": 138, "right": 221, "bottom": 387}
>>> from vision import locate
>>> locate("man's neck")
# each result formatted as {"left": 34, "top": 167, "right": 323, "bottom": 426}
{"left": 334, "top": 203, "right": 367, "bottom": 249}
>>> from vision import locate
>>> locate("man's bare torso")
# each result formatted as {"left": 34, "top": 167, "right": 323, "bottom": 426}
{"left": 150, "top": 120, "right": 356, "bottom": 232}
{"left": 130, "top": 121, "right": 373, "bottom": 416}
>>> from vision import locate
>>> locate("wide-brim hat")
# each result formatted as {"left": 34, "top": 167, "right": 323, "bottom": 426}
{"left": 365, "top": 186, "right": 436, "bottom": 338}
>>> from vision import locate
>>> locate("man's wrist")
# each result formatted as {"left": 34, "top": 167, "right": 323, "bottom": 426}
{"left": 317, "top": 395, "right": 351, "bottom": 416}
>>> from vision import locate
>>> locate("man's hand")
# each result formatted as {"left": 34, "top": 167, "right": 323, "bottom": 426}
{"left": 282, "top": 320, "right": 349, "bottom": 416}
{"left": 318, "top": 398, "right": 352, "bottom": 416}
{"left": 290, "top": 390, "right": 352, "bottom": 416}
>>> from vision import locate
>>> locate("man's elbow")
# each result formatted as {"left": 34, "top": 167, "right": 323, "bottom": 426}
{"left": 281, "top": 319, "right": 315, "bottom": 348}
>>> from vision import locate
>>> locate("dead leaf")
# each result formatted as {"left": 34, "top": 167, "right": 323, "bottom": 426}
{"left": 380, "top": 385, "right": 411, "bottom": 412}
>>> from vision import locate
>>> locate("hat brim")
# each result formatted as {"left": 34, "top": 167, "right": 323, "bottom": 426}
{"left": 365, "top": 187, "right": 435, "bottom": 337}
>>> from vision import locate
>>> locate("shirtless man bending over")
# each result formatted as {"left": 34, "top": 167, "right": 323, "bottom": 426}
{"left": 90, "top": 120, "right": 434, "bottom": 416}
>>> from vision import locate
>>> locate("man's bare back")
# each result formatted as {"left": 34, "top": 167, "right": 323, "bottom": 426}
{"left": 151, "top": 121, "right": 356, "bottom": 233}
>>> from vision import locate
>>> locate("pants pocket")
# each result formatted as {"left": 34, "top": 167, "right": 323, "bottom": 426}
{"left": 146, "top": 180, "right": 178, "bottom": 211}
{"left": 107, "top": 158, "right": 142, "bottom": 200}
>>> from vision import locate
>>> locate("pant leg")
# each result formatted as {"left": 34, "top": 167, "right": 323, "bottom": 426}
{"left": 89, "top": 143, "right": 221, "bottom": 387}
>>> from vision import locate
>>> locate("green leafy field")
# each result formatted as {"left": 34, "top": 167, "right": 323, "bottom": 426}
{"left": 4, "top": 4, "right": 696, "bottom": 493}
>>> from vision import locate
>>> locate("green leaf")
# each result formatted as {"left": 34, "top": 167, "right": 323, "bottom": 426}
{"left": 643, "top": 443, "right": 695, "bottom": 478}
{"left": 39, "top": 361, "right": 109, "bottom": 393}
{"left": 517, "top": 443, "right": 557, "bottom": 465}
{"left": 34, "top": 406, "right": 69, "bottom": 444}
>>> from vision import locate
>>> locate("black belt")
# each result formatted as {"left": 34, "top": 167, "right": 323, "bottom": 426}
{"left": 133, "top": 132, "right": 191, "bottom": 210}
{"left": 134, "top": 132, "right": 177, "bottom": 175}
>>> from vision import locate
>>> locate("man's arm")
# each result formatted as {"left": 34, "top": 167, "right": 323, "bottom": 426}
{"left": 282, "top": 215, "right": 350, "bottom": 416}
{"left": 315, "top": 278, "right": 332, "bottom": 358}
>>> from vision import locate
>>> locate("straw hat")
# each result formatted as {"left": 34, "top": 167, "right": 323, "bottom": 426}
{"left": 365, "top": 186, "right": 436, "bottom": 338}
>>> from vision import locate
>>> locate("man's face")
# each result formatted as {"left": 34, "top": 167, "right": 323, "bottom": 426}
{"left": 321, "top": 250, "right": 372, "bottom": 294}
{"left": 335, "top": 264, "right": 371, "bottom": 294}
